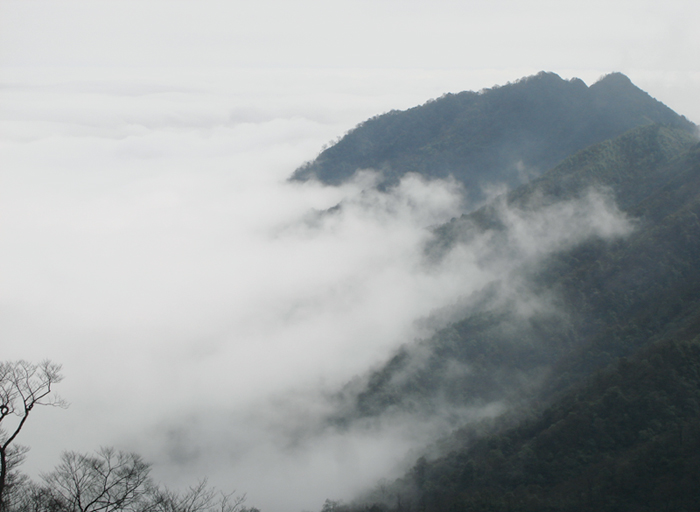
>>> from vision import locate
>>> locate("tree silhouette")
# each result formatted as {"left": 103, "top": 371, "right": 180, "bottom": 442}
{"left": 0, "top": 360, "right": 66, "bottom": 510}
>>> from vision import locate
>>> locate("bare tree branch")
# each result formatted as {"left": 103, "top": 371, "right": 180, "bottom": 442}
{"left": 0, "top": 360, "right": 66, "bottom": 510}
{"left": 43, "top": 448, "right": 151, "bottom": 512}
{"left": 146, "top": 479, "right": 248, "bottom": 512}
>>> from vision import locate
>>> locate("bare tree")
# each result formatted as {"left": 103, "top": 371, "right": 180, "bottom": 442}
{"left": 9, "top": 479, "right": 64, "bottom": 512}
{"left": 148, "top": 480, "right": 247, "bottom": 512}
{"left": 42, "top": 448, "right": 152, "bottom": 512}
{"left": 41, "top": 449, "right": 253, "bottom": 512}
{"left": 0, "top": 360, "right": 66, "bottom": 509}
{"left": 0, "top": 446, "right": 30, "bottom": 511}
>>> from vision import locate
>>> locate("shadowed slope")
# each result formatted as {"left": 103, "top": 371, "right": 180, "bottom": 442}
{"left": 334, "top": 124, "right": 699, "bottom": 426}
{"left": 331, "top": 125, "right": 700, "bottom": 512}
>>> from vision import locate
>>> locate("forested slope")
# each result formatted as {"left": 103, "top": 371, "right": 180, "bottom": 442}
{"left": 334, "top": 125, "right": 699, "bottom": 423}
{"left": 325, "top": 126, "right": 700, "bottom": 511}
{"left": 302, "top": 71, "right": 700, "bottom": 511}
{"left": 356, "top": 334, "right": 700, "bottom": 512}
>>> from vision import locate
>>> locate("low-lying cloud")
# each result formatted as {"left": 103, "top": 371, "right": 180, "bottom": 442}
{"left": 1, "top": 68, "right": 634, "bottom": 512}
{"left": 0, "top": 69, "right": 478, "bottom": 511}
{"left": 137, "top": 183, "right": 632, "bottom": 512}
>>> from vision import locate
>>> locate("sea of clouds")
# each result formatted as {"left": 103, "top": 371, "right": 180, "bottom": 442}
{"left": 2, "top": 1, "right": 699, "bottom": 510}
{"left": 0, "top": 66, "right": 495, "bottom": 511}
{"left": 0, "top": 65, "right": 637, "bottom": 511}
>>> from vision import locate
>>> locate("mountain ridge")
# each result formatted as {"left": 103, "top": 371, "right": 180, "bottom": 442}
{"left": 302, "top": 75, "right": 700, "bottom": 511}
{"left": 291, "top": 72, "right": 695, "bottom": 204}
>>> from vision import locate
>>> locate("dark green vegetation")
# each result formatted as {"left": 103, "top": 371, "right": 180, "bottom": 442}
{"left": 317, "top": 75, "right": 700, "bottom": 511}
{"left": 291, "top": 72, "right": 694, "bottom": 203}
{"left": 358, "top": 336, "right": 700, "bottom": 512}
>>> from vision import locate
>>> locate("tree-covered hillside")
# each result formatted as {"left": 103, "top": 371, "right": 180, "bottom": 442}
{"left": 333, "top": 124, "right": 700, "bottom": 424}
{"left": 291, "top": 72, "right": 695, "bottom": 203}
{"left": 355, "top": 334, "right": 700, "bottom": 512}
{"left": 323, "top": 124, "right": 700, "bottom": 510}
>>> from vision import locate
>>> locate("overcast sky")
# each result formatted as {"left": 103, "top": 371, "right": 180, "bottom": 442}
{"left": 1, "top": 1, "right": 699, "bottom": 511}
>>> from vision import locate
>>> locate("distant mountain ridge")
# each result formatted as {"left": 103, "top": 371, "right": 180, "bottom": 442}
{"left": 292, "top": 72, "right": 695, "bottom": 202}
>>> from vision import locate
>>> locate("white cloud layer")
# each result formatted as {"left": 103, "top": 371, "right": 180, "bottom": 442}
{"left": 0, "top": 67, "right": 479, "bottom": 511}
{"left": 0, "top": 67, "right": 633, "bottom": 511}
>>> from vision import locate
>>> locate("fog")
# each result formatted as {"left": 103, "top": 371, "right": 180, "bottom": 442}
{"left": 0, "top": 67, "right": 486, "bottom": 510}
{"left": 2, "top": 1, "right": 700, "bottom": 511}
{"left": 0, "top": 67, "right": 632, "bottom": 510}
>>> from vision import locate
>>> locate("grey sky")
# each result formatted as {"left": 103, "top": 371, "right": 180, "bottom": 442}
{"left": 2, "top": 0, "right": 699, "bottom": 120}
{"left": 1, "top": 1, "right": 699, "bottom": 511}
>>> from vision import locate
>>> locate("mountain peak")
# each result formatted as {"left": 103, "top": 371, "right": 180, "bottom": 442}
{"left": 590, "top": 72, "right": 638, "bottom": 93}
{"left": 511, "top": 71, "right": 585, "bottom": 92}
{"left": 595, "top": 71, "right": 634, "bottom": 86}
{"left": 522, "top": 70, "right": 566, "bottom": 83}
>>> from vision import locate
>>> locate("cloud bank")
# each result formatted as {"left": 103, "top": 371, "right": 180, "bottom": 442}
{"left": 0, "top": 68, "right": 481, "bottom": 511}
{"left": 0, "top": 60, "right": 641, "bottom": 512}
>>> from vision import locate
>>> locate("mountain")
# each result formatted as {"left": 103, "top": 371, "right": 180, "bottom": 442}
{"left": 321, "top": 124, "right": 700, "bottom": 511}
{"left": 303, "top": 73, "right": 700, "bottom": 511}
{"left": 291, "top": 72, "right": 695, "bottom": 203}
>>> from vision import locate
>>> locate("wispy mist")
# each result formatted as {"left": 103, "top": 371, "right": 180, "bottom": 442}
{"left": 139, "top": 183, "right": 633, "bottom": 512}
